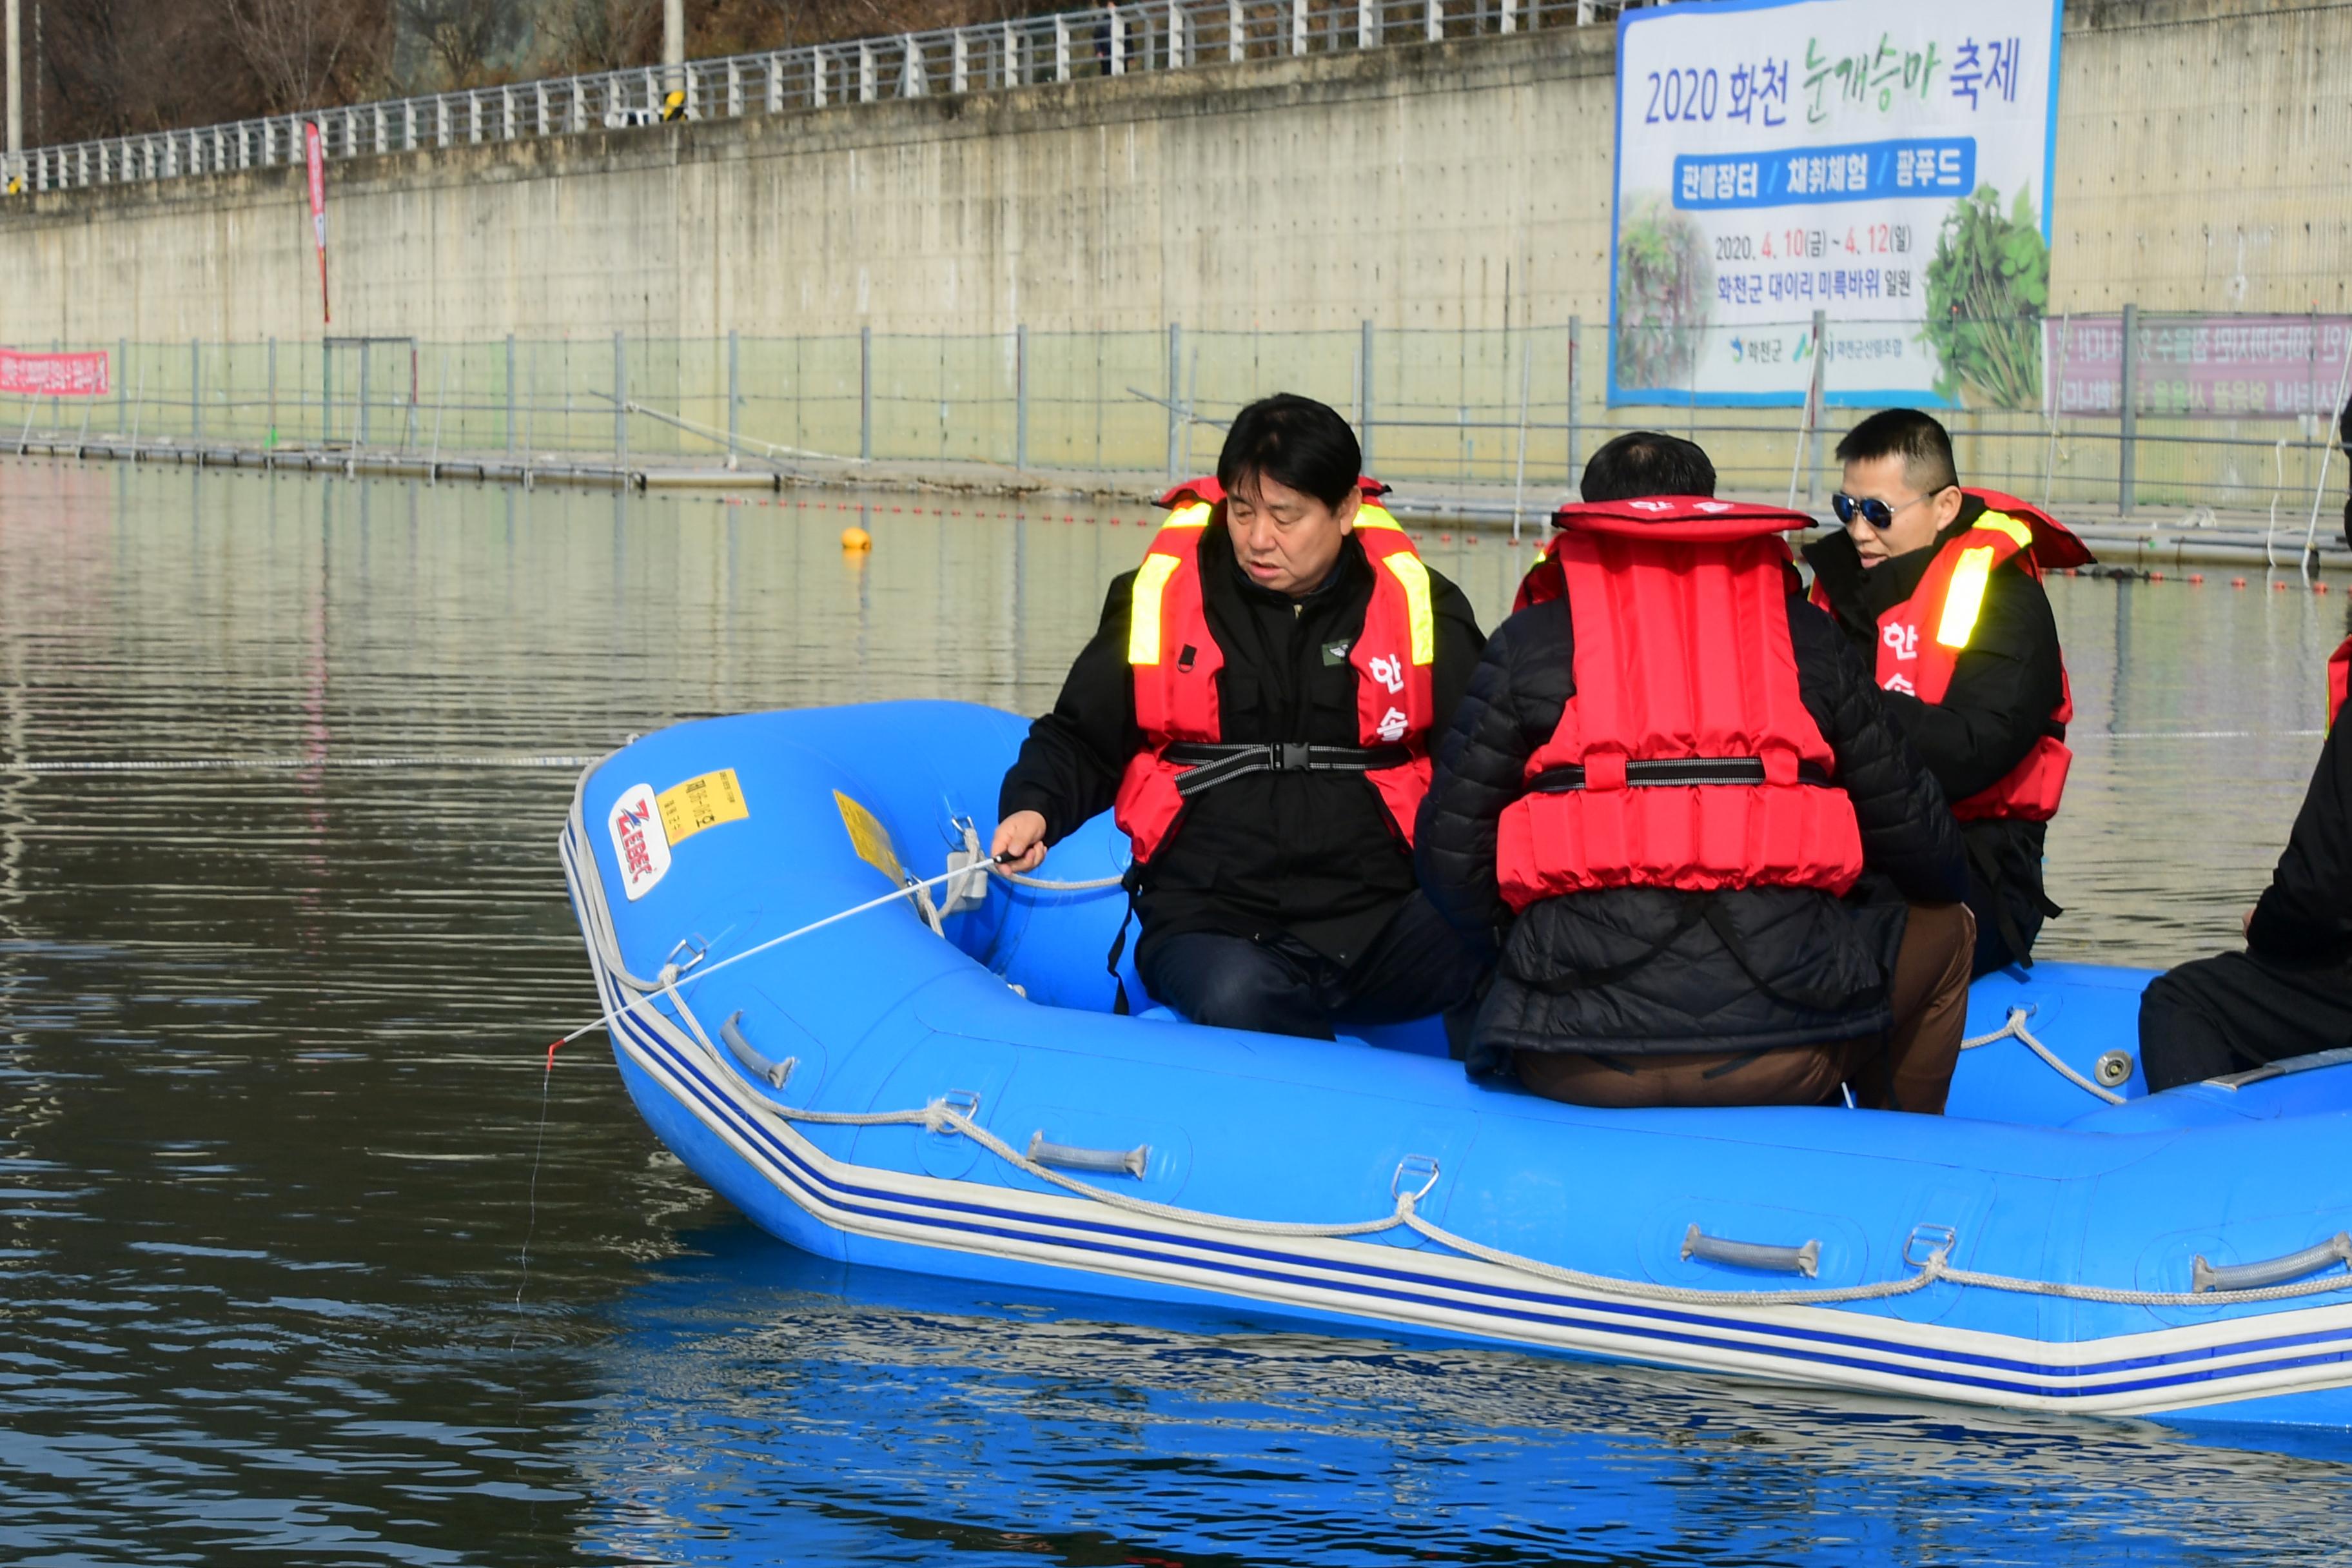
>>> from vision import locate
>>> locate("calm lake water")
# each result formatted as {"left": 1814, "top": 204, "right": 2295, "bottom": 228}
{"left": 4, "top": 458, "right": 2349, "bottom": 1565}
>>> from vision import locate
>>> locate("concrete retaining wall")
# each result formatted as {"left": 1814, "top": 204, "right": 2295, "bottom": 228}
{"left": 0, "top": 0, "right": 2344, "bottom": 348}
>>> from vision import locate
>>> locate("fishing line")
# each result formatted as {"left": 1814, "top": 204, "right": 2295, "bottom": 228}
{"left": 509, "top": 1050, "right": 560, "bottom": 1351}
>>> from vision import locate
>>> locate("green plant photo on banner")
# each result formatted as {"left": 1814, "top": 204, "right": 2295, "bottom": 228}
{"left": 1922, "top": 184, "right": 2050, "bottom": 411}
{"left": 1615, "top": 195, "right": 1716, "bottom": 393}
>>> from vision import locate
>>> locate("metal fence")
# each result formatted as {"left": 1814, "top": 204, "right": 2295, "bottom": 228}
{"left": 3, "top": 0, "right": 1629, "bottom": 195}
{"left": 3, "top": 316, "right": 2346, "bottom": 520}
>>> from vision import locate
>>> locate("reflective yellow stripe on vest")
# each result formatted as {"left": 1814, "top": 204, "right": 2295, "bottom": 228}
{"left": 1128, "top": 553, "right": 1184, "bottom": 665}
{"left": 1935, "top": 545, "right": 1998, "bottom": 649}
{"left": 1974, "top": 513, "right": 2034, "bottom": 550}
{"left": 1356, "top": 504, "right": 1432, "bottom": 663}
{"left": 1126, "top": 503, "right": 1211, "bottom": 665}
{"left": 1384, "top": 554, "right": 1435, "bottom": 665}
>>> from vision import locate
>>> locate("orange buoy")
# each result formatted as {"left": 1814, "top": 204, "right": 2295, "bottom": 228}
{"left": 2188, "top": 573, "right": 2204, "bottom": 584}
{"left": 841, "top": 526, "right": 872, "bottom": 552}
{"left": 2231, "top": 577, "right": 2248, "bottom": 588}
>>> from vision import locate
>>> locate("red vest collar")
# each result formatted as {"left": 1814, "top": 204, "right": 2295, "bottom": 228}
{"left": 1961, "top": 488, "right": 2096, "bottom": 571}
{"left": 1551, "top": 495, "right": 1819, "bottom": 544}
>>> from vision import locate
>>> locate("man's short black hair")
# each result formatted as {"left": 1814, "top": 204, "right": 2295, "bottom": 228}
{"left": 1217, "top": 394, "right": 1362, "bottom": 511}
{"left": 1835, "top": 407, "right": 1959, "bottom": 495}
{"left": 1579, "top": 431, "right": 1716, "bottom": 502}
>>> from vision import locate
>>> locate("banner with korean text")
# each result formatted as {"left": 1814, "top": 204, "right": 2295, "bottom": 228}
{"left": 2047, "top": 315, "right": 2352, "bottom": 422}
{"left": 0, "top": 349, "right": 110, "bottom": 397}
{"left": 1611, "top": 0, "right": 2062, "bottom": 407}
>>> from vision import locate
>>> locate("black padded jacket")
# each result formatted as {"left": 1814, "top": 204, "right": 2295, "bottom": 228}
{"left": 1415, "top": 583, "right": 1968, "bottom": 1076}
{"left": 2248, "top": 687, "right": 2352, "bottom": 968}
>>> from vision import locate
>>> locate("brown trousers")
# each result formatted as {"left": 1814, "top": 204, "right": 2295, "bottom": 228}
{"left": 1514, "top": 903, "right": 1975, "bottom": 1115}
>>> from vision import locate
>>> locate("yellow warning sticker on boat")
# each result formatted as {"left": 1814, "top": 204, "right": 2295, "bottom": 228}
{"left": 834, "top": 790, "right": 908, "bottom": 885}
{"left": 658, "top": 768, "right": 749, "bottom": 845}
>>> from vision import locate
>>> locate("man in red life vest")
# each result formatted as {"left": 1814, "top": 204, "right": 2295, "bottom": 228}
{"left": 1416, "top": 432, "right": 1973, "bottom": 1110}
{"left": 992, "top": 395, "right": 1489, "bottom": 1039}
{"left": 2139, "top": 634, "right": 2352, "bottom": 1090}
{"left": 1803, "top": 409, "right": 2090, "bottom": 978}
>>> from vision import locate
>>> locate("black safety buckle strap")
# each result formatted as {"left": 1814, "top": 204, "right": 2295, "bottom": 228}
{"left": 1528, "top": 756, "right": 1835, "bottom": 792}
{"left": 1165, "top": 741, "right": 1413, "bottom": 799}
{"left": 1106, "top": 896, "right": 1137, "bottom": 1016}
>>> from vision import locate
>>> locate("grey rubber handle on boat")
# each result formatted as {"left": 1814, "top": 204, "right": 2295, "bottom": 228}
{"left": 2194, "top": 1232, "right": 2352, "bottom": 1293}
{"left": 1682, "top": 1224, "right": 1820, "bottom": 1278}
{"left": 720, "top": 1010, "right": 794, "bottom": 1090}
{"left": 1028, "top": 1131, "right": 1149, "bottom": 1179}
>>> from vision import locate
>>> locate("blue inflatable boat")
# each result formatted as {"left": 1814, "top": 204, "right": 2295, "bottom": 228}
{"left": 560, "top": 700, "right": 2352, "bottom": 1435}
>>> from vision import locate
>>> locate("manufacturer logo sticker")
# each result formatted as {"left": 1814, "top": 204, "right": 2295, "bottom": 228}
{"left": 608, "top": 783, "right": 673, "bottom": 901}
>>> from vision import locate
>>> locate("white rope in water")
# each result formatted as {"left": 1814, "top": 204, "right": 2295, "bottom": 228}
{"left": 8, "top": 754, "right": 596, "bottom": 773}
{"left": 1962, "top": 1006, "right": 2126, "bottom": 1106}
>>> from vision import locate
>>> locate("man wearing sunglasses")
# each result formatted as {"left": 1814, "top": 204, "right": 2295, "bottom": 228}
{"left": 1802, "top": 409, "right": 2093, "bottom": 979}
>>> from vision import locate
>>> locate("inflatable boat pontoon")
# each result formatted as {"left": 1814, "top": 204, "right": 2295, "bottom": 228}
{"left": 561, "top": 700, "right": 2352, "bottom": 1436}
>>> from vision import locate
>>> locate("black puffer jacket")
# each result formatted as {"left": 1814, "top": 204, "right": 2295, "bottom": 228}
{"left": 1416, "top": 587, "right": 1967, "bottom": 1077}
{"left": 2248, "top": 661, "right": 2352, "bottom": 967}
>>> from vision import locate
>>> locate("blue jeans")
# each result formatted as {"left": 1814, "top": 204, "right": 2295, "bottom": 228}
{"left": 1137, "top": 892, "right": 1488, "bottom": 1041}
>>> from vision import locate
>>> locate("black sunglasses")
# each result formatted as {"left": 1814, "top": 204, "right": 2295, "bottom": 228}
{"left": 1832, "top": 487, "right": 1953, "bottom": 530}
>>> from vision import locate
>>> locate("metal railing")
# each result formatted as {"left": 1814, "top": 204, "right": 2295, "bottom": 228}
{"left": 3, "top": 315, "right": 2346, "bottom": 527}
{"left": 3, "top": 0, "right": 1627, "bottom": 195}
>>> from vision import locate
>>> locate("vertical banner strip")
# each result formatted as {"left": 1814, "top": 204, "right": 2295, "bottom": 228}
{"left": 305, "top": 122, "right": 331, "bottom": 326}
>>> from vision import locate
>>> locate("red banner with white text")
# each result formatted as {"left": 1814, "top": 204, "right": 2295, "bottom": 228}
{"left": 0, "top": 350, "right": 111, "bottom": 397}
{"left": 305, "top": 121, "right": 331, "bottom": 325}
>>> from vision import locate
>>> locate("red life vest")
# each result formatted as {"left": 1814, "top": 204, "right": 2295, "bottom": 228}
{"left": 1812, "top": 489, "right": 2090, "bottom": 825}
{"left": 1112, "top": 475, "right": 1438, "bottom": 866}
{"left": 2331, "top": 636, "right": 2352, "bottom": 729}
{"left": 1496, "top": 496, "right": 1864, "bottom": 910}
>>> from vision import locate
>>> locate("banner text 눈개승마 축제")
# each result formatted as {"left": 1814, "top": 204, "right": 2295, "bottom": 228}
{"left": 0, "top": 350, "right": 110, "bottom": 398}
{"left": 1611, "top": 0, "right": 2060, "bottom": 409}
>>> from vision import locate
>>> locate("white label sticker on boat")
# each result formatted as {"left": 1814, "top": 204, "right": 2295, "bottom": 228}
{"left": 607, "top": 782, "right": 673, "bottom": 901}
